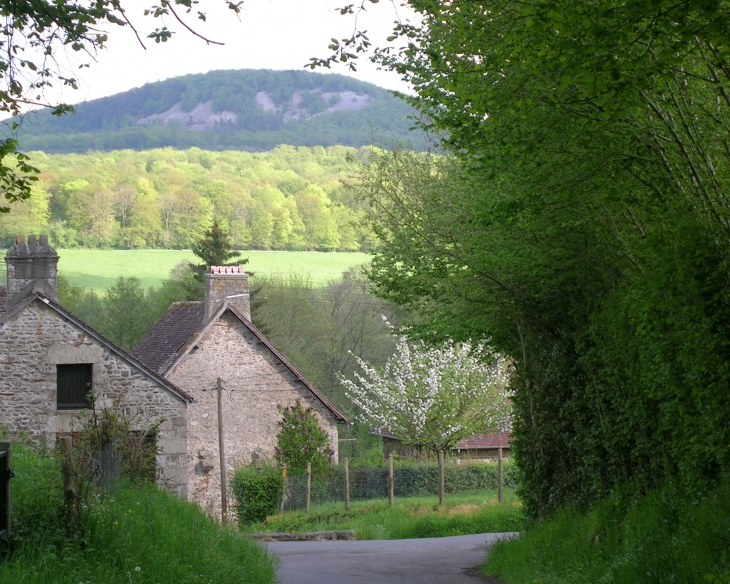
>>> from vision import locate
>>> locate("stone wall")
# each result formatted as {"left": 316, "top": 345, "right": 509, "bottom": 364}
{"left": 0, "top": 299, "right": 188, "bottom": 495}
{"left": 167, "top": 312, "right": 339, "bottom": 518}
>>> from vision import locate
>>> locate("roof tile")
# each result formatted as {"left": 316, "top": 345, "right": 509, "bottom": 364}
{"left": 456, "top": 432, "right": 512, "bottom": 450}
{"left": 131, "top": 302, "right": 205, "bottom": 375}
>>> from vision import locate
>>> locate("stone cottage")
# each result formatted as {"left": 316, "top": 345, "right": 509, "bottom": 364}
{"left": 132, "top": 265, "right": 348, "bottom": 515}
{"left": 0, "top": 236, "right": 190, "bottom": 495}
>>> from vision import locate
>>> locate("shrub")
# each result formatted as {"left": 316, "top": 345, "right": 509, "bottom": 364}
{"left": 232, "top": 464, "right": 283, "bottom": 525}
{"left": 274, "top": 400, "right": 333, "bottom": 475}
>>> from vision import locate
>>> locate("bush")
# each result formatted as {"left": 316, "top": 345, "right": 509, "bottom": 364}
{"left": 274, "top": 400, "right": 333, "bottom": 475}
{"left": 232, "top": 464, "right": 283, "bottom": 525}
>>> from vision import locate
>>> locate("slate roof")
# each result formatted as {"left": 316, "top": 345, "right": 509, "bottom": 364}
{"left": 132, "top": 301, "right": 349, "bottom": 423}
{"left": 131, "top": 302, "right": 205, "bottom": 375}
{"left": 0, "top": 293, "right": 192, "bottom": 404}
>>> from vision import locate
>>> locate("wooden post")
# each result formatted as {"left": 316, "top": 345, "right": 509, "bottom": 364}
{"left": 305, "top": 462, "right": 311, "bottom": 513}
{"left": 344, "top": 458, "right": 350, "bottom": 512}
{"left": 59, "top": 437, "right": 79, "bottom": 533}
{"left": 0, "top": 441, "right": 10, "bottom": 539}
{"left": 498, "top": 446, "right": 504, "bottom": 504}
{"left": 279, "top": 465, "right": 287, "bottom": 513}
{"left": 388, "top": 453, "right": 394, "bottom": 507}
{"left": 438, "top": 450, "right": 445, "bottom": 508}
{"left": 216, "top": 377, "right": 228, "bottom": 525}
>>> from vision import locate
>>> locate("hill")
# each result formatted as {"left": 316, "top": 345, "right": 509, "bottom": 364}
{"left": 10, "top": 70, "right": 424, "bottom": 153}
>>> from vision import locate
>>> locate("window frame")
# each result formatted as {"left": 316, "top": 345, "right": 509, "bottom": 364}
{"left": 56, "top": 363, "right": 93, "bottom": 410}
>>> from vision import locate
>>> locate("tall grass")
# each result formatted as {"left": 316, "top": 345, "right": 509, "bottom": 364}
{"left": 245, "top": 489, "right": 524, "bottom": 540}
{"left": 484, "top": 480, "right": 730, "bottom": 584}
{"left": 1, "top": 445, "right": 276, "bottom": 584}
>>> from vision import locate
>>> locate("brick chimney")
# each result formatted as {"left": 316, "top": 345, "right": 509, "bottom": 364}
{"left": 204, "top": 266, "right": 251, "bottom": 322}
{"left": 4, "top": 234, "right": 60, "bottom": 309}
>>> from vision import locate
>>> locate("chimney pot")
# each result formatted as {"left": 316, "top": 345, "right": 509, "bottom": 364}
{"left": 39, "top": 235, "right": 48, "bottom": 245}
{"left": 4, "top": 236, "right": 60, "bottom": 309}
{"left": 204, "top": 265, "right": 251, "bottom": 322}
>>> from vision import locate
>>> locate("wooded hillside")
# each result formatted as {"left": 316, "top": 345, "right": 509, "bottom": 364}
{"left": 9, "top": 70, "right": 422, "bottom": 153}
{"left": 0, "top": 146, "right": 375, "bottom": 251}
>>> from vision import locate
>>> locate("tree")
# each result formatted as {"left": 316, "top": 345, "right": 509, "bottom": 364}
{"left": 342, "top": 335, "right": 511, "bottom": 505}
{"left": 0, "top": 0, "right": 242, "bottom": 211}
{"left": 341, "top": 336, "right": 511, "bottom": 455}
{"left": 315, "top": 0, "right": 730, "bottom": 519}
{"left": 274, "top": 400, "right": 333, "bottom": 475}
{"left": 101, "top": 277, "right": 152, "bottom": 350}
{"left": 191, "top": 218, "right": 246, "bottom": 282}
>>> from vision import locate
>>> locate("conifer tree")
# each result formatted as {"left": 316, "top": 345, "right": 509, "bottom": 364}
{"left": 191, "top": 219, "right": 247, "bottom": 282}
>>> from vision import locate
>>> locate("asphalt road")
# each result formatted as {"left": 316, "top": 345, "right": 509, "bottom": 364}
{"left": 265, "top": 533, "right": 515, "bottom": 584}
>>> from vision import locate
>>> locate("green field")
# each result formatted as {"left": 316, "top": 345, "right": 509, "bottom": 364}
{"left": 1, "top": 250, "right": 372, "bottom": 292}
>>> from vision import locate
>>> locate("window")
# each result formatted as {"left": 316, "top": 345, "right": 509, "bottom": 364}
{"left": 57, "top": 364, "right": 92, "bottom": 409}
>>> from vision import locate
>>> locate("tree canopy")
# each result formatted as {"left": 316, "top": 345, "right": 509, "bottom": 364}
{"left": 0, "top": 0, "right": 242, "bottom": 211}
{"left": 191, "top": 219, "right": 244, "bottom": 281}
{"left": 346, "top": 1, "right": 730, "bottom": 518}
{"left": 0, "top": 145, "right": 379, "bottom": 252}
{"left": 342, "top": 336, "right": 511, "bottom": 453}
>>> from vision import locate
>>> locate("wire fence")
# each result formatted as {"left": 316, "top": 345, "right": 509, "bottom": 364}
{"left": 280, "top": 459, "right": 518, "bottom": 512}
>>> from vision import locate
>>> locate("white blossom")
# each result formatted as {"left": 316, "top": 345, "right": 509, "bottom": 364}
{"left": 340, "top": 336, "right": 512, "bottom": 453}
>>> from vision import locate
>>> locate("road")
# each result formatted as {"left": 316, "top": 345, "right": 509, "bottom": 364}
{"left": 265, "top": 533, "right": 515, "bottom": 584}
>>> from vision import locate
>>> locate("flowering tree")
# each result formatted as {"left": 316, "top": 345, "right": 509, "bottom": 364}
{"left": 341, "top": 338, "right": 512, "bottom": 454}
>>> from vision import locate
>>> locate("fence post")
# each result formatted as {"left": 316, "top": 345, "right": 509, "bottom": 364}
{"left": 498, "top": 446, "right": 504, "bottom": 503}
{"left": 438, "top": 450, "right": 445, "bottom": 508}
{"left": 388, "top": 453, "right": 394, "bottom": 508}
{"left": 344, "top": 458, "right": 350, "bottom": 512}
{"left": 59, "top": 437, "right": 79, "bottom": 533}
{"left": 0, "top": 441, "right": 10, "bottom": 540}
{"left": 279, "top": 465, "right": 287, "bottom": 513}
{"left": 305, "top": 463, "right": 311, "bottom": 513}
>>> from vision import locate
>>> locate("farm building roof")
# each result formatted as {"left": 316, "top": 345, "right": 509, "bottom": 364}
{"left": 371, "top": 428, "right": 512, "bottom": 450}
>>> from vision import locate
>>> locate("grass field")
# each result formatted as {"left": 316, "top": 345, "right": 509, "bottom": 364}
{"left": 244, "top": 489, "right": 524, "bottom": 540}
{"left": 1, "top": 249, "right": 372, "bottom": 292}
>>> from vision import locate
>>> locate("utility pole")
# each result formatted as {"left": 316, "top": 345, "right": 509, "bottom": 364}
{"left": 216, "top": 377, "right": 228, "bottom": 525}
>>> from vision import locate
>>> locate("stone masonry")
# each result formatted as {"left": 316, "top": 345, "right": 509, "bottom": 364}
{"left": 1, "top": 237, "right": 190, "bottom": 495}
{"left": 0, "top": 300, "right": 189, "bottom": 494}
{"left": 167, "top": 312, "right": 340, "bottom": 516}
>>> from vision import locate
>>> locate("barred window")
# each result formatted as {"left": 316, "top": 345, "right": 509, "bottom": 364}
{"left": 57, "top": 364, "right": 92, "bottom": 409}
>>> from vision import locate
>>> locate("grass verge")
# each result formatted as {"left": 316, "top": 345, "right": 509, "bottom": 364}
{"left": 243, "top": 489, "right": 524, "bottom": 540}
{"left": 1, "top": 445, "right": 277, "bottom": 584}
{"left": 484, "top": 480, "right": 730, "bottom": 584}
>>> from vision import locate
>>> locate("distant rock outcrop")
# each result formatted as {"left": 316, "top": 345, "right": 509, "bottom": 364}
{"left": 137, "top": 101, "right": 238, "bottom": 131}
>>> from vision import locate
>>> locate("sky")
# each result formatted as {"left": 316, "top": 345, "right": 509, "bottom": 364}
{"left": 45, "top": 0, "right": 415, "bottom": 107}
